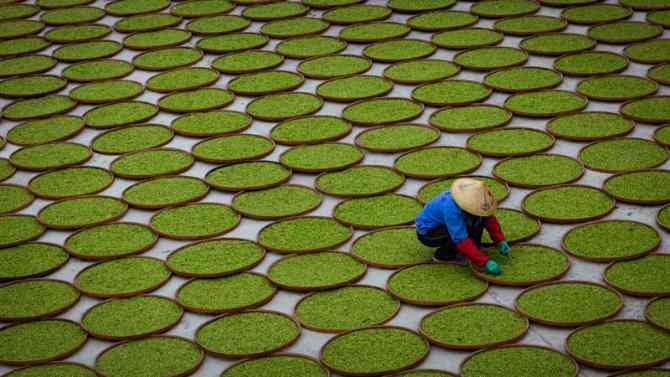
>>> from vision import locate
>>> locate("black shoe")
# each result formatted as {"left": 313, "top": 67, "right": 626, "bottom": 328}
{"left": 433, "top": 248, "right": 465, "bottom": 263}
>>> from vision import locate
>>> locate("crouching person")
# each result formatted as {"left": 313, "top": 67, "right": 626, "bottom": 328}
{"left": 415, "top": 178, "right": 511, "bottom": 275}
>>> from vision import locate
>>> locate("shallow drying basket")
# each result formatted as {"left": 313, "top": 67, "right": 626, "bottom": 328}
{"left": 460, "top": 344, "right": 579, "bottom": 377}
{"left": 195, "top": 309, "right": 302, "bottom": 359}
{"left": 565, "top": 319, "right": 670, "bottom": 370}
{"left": 319, "top": 325, "right": 430, "bottom": 377}
{"left": 470, "top": 243, "right": 571, "bottom": 287}
{"left": 521, "top": 184, "right": 615, "bottom": 224}
{"left": 419, "top": 302, "right": 530, "bottom": 350}
{"left": 514, "top": 280, "right": 624, "bottom": 327}
{"left": 560, "top": 220, "right": 660, "bottom": 262}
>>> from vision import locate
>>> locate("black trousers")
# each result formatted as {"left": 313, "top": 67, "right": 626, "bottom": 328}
{"left": 416, "top": 225, "right": 487, "bottom": 253}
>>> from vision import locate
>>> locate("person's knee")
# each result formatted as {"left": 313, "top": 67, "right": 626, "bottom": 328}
{"left": 416, "top": 232, "right": 443, "bottom": 247}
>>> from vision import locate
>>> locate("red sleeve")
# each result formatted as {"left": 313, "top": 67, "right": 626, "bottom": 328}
{"left": 484, "top": 216, "right": 505, "bottom": 243}
{"left": 456, "top": 237, "right": 489, "bottom": 267}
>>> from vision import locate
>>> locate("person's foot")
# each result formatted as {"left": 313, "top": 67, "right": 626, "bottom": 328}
{"left": 433, "top": 248, "right": 466, "bottom": 263}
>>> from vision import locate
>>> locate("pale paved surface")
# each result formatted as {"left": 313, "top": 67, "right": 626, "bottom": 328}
{"left": 0, "top": 0, "right": 668, "bottom": 376}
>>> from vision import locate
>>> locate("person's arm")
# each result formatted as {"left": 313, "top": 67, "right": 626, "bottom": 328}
{"left": 445, "top": 211, "right": 489, "bottom": 267}
{"left": 483, "top": 216, "right": 505, "bottom": 243}
{"left": 484, "top": 216, "right": 511, "bottom": 256}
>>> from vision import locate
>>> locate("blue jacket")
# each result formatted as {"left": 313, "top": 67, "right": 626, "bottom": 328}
{"left": 415, "top": 192, "right": 483, "bottom": 244}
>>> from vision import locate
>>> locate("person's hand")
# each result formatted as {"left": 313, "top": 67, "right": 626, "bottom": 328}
{"left": 497, "top": 240, "right": 511, "bottom": 256}
{"left": 485, "top": 260, "right": 502, "bottom": 275}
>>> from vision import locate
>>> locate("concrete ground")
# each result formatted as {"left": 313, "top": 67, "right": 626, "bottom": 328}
{"left": 0, "top": 0, "right": 668, "bottom": 376}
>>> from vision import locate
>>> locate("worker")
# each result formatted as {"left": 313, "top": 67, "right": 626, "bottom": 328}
{"left": 415, "top": 178, "right": 510, "bottom": 275}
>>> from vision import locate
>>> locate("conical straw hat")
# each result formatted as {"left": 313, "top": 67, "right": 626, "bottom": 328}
{"left": 451, "top": 178, "right": 497, "bottom": 217}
